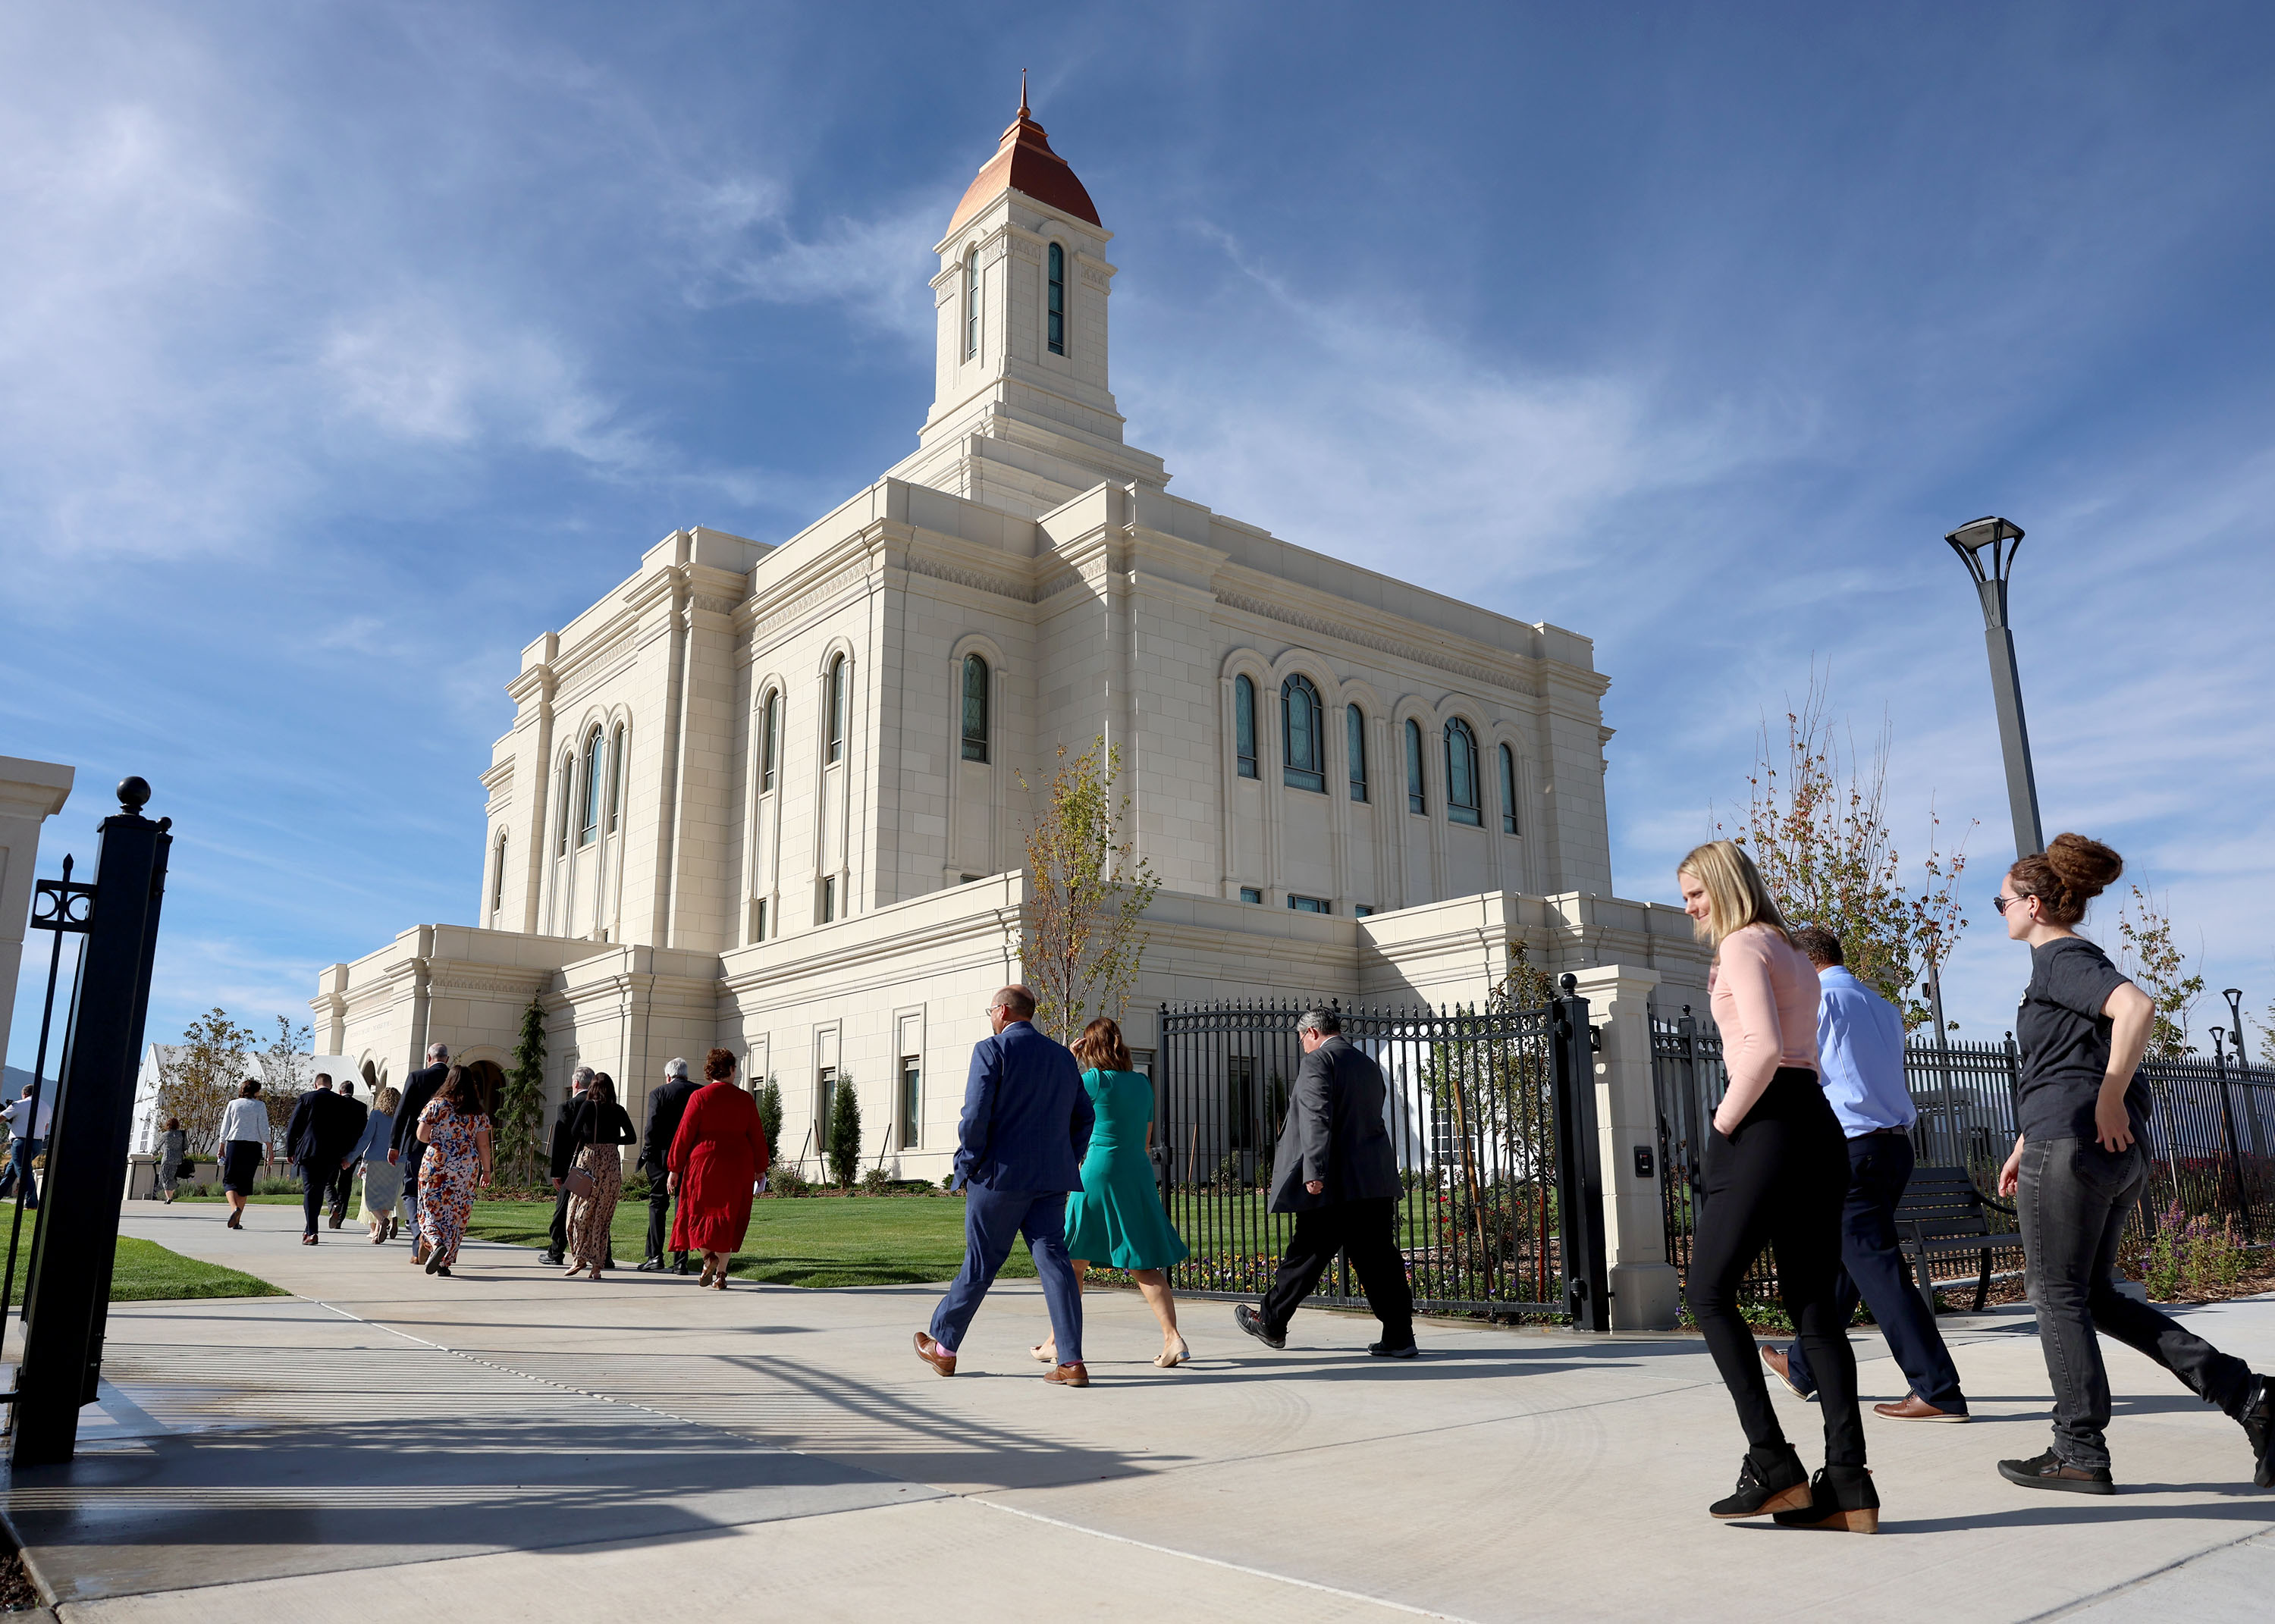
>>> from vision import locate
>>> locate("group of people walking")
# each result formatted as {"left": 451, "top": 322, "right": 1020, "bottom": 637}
{"left": 1677, "top": 834, "right": 2273, "bottom": 1535}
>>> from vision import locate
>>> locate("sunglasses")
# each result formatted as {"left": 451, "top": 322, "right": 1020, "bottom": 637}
{"left": 1992, "top": 892, "right": 2033, "bottom": 914}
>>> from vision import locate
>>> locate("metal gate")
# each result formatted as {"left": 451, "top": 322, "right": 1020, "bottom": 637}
{"left": 1156, "top": 977, "right": 1607, "bottom": 1326}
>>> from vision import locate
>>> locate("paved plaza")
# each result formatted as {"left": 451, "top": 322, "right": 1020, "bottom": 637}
{"left": 2, "top": 1203, "right": 2271, "bottom": 1621}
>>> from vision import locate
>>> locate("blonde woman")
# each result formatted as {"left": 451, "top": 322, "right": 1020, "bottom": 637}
{"left": 355, "top": 1086, "right": 404, "bottom": 1243}
{"left": 1677, "top": 840, "right": 1874, "bottom": 1532}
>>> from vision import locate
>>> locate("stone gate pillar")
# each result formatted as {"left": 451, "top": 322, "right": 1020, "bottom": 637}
{"left": 1569, "top": 964, "right": 1680, "bottom": 1331}
{"left": 0, "top": 755, "right": 76, "bottom": 1069}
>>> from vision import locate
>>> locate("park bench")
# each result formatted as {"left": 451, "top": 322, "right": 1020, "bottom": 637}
{"left": 1897, "top": 1165, "right": 2019, "bottom": 1313}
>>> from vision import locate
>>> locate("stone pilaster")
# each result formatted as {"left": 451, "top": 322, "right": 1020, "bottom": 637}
{"left": 1569, "top": 963, "right": 1681, "bottom": 1331}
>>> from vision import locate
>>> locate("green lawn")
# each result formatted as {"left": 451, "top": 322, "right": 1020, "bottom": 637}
{"left": 5, "top": 1234, "right": 284, "bottom": 1303}
{"left": 463, "top": 1193, "right": 1025, "bottom": 1289}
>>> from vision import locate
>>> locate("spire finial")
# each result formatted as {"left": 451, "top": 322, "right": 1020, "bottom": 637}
{"left": 1019, "top": 68, "right": 1029, "bottom": 118}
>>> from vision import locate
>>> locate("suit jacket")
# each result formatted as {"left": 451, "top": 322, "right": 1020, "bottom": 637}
{"left": 391, "top": 1063, "right": 450, "bottom": 1158}
{"left": 334, "top": 1092, "right": 370, "bottom": 1157}
{"left": 1268, "top": 1035, "right": 1402, "bottom": 1213}
{"left": 286, "top": 1089, "right": 358, "bottom": 1169}
{"left": 950, "top": 1020, "right": 1093, "bottom": 1193}
{"left": 641, "top": 1077, "right": 701, "bottom": 1174}
{"left": 548, "top": 1093, "right": 592, "bottom": 1181}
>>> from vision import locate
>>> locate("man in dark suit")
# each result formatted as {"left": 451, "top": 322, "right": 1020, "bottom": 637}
{"left": 638, "top": 1057, "right": 700, "bottom": 1273}
{"left": 390, "top": 1042, "right": 450, "bottom": 1265}
{"left": 286, "top": 1074, "right": 359, "bottom": 1245}
{"left": 914, "top": 985, "right": 1095, "bottom": 1387}
{"left": 325, "top": 1079, "right": 369, "bottom": 1228}
{"left": 1237, "top": 1007, "right": 1416, "bottom": 1356}
{"left": 544, "top": 1067, "right": 595, "bottom": 1266}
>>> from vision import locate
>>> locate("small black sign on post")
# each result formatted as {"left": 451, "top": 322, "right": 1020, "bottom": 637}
{"left": 1552, "top": 975, "right": 1611, "bottom": 1332}
{"left": 11, "top": 779, "right": 171, "bottom": 1468}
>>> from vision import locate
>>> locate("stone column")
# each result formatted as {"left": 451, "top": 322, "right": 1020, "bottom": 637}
{"left": 0, "top": 756, "right": 76, "bottom": 1069}
{"left": 1569, "top": 962, "right": 1680, "bottom": 1331}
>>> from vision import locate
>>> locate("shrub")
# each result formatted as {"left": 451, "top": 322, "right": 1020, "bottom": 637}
{"left": 861, "top": 1166, "right": 893, "bottom": 1196}
{"left": 827, "top": 1077, "right": 862, "bottom": 1188}
{"left": 770, "top": 1162, "right": 811, "bottom": 1198}
{"left": 2142, "top": 1202, "right": 2246, "bottom": 1301}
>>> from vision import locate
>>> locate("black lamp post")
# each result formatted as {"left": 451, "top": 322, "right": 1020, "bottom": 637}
{"left": 2225, "top": 987, "right": 2249, "bottom": 1063}
{"left": 1945, "top": 516, "right": 2044, "bottom": 860}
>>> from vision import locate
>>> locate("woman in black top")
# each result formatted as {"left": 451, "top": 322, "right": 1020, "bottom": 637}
{"left": 565, "top": 1073, "right": 638, "bottom": 1281}
{"left": 1993, "top": 833, "right": 2270, "bottom": 1493}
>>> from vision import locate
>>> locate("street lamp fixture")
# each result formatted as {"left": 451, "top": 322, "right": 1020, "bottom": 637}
{"left": 1945, "top": 516, "right": 2044, "bottom": 860}
{"left": 2225, "top": 988, "right": 2248, "bottom": 1063}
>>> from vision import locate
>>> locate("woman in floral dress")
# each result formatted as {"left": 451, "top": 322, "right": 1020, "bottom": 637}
{"left": 415, "top": 1067, "right": 492, "bottom": 1278}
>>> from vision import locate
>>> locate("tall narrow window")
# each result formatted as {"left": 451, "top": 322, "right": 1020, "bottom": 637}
{"left": 826, "top": 655, "right": 847, "bottom": 764}
{"left": 556, "top": 756, "right": 573, "bottom": 855}
{"left": 1347, "top": 704, "right": 1368, "bottom": 802}
{"left": 759, "top": 689, "right": 780, "bottom": 792}
{"left": 607, "top": 723, "right": 626, "bottom": 833}
{"left": 579, "top": 727, "right": 604, "bottom": 845}
{"left": 819, "top": 874, "right": 838, "bottom": 923}
{"left": 491, "top": 831, "right": 507, "bottom": 914}
{"left": 1281, "top": 675, "right": 1324, "bottom": 792}
{"left": 754, "top": 898, "right": 769, "bottom": 942}
{"left": 1404, "top": 719, "right": 1426, "bottom": 814}
{"left": 899, "top": 1052, "right": 921, "bottom": 1149}
{"left": 1445, "top": 720, "right": 1482, "bottom": 826}
{"left": 961, "top": 654, "right": 990, "bottom": 763}
{"left": 1046, "top": 242, "right": 1065, "bottom": 355}
{"left": 964, "top": 250, "right": 979, "bottom": 358}
{"left": 1500, "top": 743, "right": 1520, "bottom": 835}
{"left": 1234, "top": 676, "right": 1257, "bottom": 779}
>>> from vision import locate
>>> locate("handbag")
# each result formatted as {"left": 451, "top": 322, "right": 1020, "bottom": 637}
{"left": 563, "top": 1165, "right": 598, "bottom": 1200}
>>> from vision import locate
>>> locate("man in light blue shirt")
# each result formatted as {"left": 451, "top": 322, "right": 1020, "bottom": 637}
{"left": 1762, "top": 927, "right": 1971, "bottom": 1422}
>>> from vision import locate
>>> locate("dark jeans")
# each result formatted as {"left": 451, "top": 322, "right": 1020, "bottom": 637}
{"left": 2019, "top": 1135, "right": 2256, "bottom": 1472}
{"left": 930, "top": 1187, "right": 1083, "bottom": 1364}
{"left": 1692, "top": 1068, "right": 1866, "bottom": 1468}
{"left": 2, "top": 1136, "right": 41, "bottom": 1206}
{"left": 645, "top": 1176, "right": 680, "bottom": 1262}
{"left": 1260, "top": 1196, "right": 1416, "bottom": 1346}
{"left": 1782, "top": 1133, "right": 1967, "bottom": 1411}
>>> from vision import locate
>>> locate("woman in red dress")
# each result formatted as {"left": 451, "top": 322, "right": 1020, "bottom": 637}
{"left": 667, "top": 1048, "right": 770, "bottom": 1290}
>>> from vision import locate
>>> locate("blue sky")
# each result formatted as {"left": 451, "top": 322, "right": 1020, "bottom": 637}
{"left": 5, "top": 2, "right": 2272, "bottom": 1067}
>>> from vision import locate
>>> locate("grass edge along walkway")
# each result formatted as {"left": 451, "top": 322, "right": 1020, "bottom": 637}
{"left": 7, "top": 1234, "right": 285, "bottom": 1303}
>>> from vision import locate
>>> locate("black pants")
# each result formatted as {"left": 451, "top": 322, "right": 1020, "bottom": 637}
{"left": 327, "top": 1160, "right": 356, "bottom": 1221}
{"left": 549, "top": 1180, "right": 574, "bottom": 1257}
{"left": 2019, "top": 1136, "right": 2255, "bottom": 1472}
{"left": 1260, "top": 1197, "right": 1415, "bottom": 1346}
{"left": 300, "top": 1166, "right": 330, "bottom": 1236}
{"left": 1692, "top": 1067, "right": 1865, "bottom": 1468}
{"left": 1781, "top": 1133, "right": 1967, "bottom": 1411}
{"left": 645, "top": 1177, "right": 679, "bottom": 1262}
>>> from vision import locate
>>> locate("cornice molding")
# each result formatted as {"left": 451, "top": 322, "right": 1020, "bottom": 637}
{"left": 905, "top": 553, "right": 1040, "bottom": 604}
{"left": 1213, "top": 588, "right": 1537, "bottom": 695}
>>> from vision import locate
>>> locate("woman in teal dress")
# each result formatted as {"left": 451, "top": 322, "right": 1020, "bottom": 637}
{"left": 1034, "top": 1017, "right": 1191, "bottom": 1368}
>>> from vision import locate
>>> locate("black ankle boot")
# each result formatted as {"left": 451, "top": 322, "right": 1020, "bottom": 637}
{"left": 1709, "top": 1447, "right": 1810, "bottom": 1519}
{"left": 1771, "top": 1464, "right": 1880, "bottom": 1532}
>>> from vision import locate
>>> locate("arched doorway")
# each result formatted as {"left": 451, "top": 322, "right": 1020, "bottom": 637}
{"left": 464, "top": 1061, "right": 507, "bottom": 1120}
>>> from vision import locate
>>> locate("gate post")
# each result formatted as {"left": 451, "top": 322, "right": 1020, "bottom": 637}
{"left": 1568, "top": 964, "right": 1682, "bottom": 1330}
{"left": 1552, "top": 976, "right": 1611, "bottom": 1331}
{"left": 12, "top": 779, "right": 171, "bottom": 1467}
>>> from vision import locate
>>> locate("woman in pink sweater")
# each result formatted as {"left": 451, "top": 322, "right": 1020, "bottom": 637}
{"left": 1679, "top": 840, "right": 1874, "bottom": 1532}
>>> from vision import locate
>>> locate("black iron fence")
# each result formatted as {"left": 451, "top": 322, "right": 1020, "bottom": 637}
{"left": 1157, "top": 987, "right": 1607, "bottom": 1325}
{"left": 1652, "top": 1005, "right": 2275, "bottom": 1303}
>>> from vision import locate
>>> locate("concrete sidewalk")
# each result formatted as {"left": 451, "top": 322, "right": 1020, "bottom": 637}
{"left": 3, "top": 1201, "right": 2271, "bottom": 1622}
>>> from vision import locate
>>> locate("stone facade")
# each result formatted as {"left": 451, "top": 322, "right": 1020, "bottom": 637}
{"left": 314, "top": 99, "right": 1709, "bottom": 1326}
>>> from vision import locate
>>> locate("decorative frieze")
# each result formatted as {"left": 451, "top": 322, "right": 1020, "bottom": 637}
{"left": 1213, "top": 589, "right": 1539, "bottom": 695}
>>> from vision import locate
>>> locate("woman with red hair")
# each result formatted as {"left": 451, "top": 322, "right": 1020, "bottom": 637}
{"left": 667, "top": 1049, "right": 770, "bottom": 1289}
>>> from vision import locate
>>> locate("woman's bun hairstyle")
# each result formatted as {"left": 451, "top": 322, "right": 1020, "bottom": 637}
{"left": 2009, "top": 832, "right": 2123, "bottom": 926}
{"left": 703, "top": 1047, "right": 736, "bottom": 1081}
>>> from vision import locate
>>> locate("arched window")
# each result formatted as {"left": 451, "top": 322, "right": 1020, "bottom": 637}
{"left": 1347, "top": 704, "right": 1368, "bottom": 802}
{"left": 579, "top": 726, "right": 604, "bottom": 845}
{"left": 1281, "top": 675, "right": 1324, "bottom": 792}
{"left": 1500, "top": 743, "right": 1520, "bottom": 835}
{"left": 491, "top": 830, "right": 507, "bottom": 914}
{"left": 1234, "top": 675, "right": 1257, "bottom": 779}
{"left": 825, "top": 654, "right": 848, "bottom": 764}
{"left": 961, "top": 654, "right": 990, "bottom": 763}
{"left": 964, "top": 250, "right": 979, "bottom": 358}
{"left": 759, "top": 689, "right": 780, "bottom": 792}
{"left": 1046, "top": 242, "right": 1065, "bottom": 356}
{"left": 1445, "top": 720, "right": 1482, "bottom": 826}
{"left": 556, "top": 755, "right": 574, "bottom": 855}
{"left": 1404, "top": 719, "right": 1426, "bottom": 814}
{"left": 607, "top": 723, "right": 626, "bottom": 834}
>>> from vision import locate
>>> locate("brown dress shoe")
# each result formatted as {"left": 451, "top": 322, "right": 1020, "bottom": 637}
{"left": 913, "top": 1331, "right": 957, "bottom": 1377}
{"left": 1875, "top": 1393, "right": 1969, "bottom": 1422}
{"left": 1759, "top": 1344, "right": 1815, "bottom": 1401}
{"left": 1044, "top": 1362, "right": 1090, "bottom": 1387}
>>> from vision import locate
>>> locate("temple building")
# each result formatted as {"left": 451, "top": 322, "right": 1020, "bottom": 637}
{"left": 313, "top": 92, "right": 1707, "bottom": 1190}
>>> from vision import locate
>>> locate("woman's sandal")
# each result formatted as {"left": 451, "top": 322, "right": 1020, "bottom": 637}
{"left": 697, "top": 1259, "right": 717, "bottom": 1288}
{"left": 1154, "top": 1340, "right": 1191, "bottom": 1368}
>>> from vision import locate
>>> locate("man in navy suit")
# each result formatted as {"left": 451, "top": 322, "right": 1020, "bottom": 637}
{"left": 915, "top": 985, "right": 1095, "bottom": 1387}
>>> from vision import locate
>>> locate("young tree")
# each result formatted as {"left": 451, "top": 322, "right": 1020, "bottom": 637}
{"left": 755, "top": 1074, "right": 783, "bottom": 1157}
{"left": 827, "top": 1075, "right": 862, "bottom": 1189}
{"left": 1017, "top": 738, "right": 1161, "bottom": 1043}
{"left": 1721, "top": 676, "right": 1970, "bottom": 1028}
{"left": 257, "top": 1014, "right": 312, "bottom": 1145}
{"left": 2117, "top": 886, "right": 2204, "bottom": 1058}
{"left": 496, "top": 996, "right": 548, "bottom": 1187}
{"left": 158, "top": 1009, "right": 257, "bottom": 1152}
